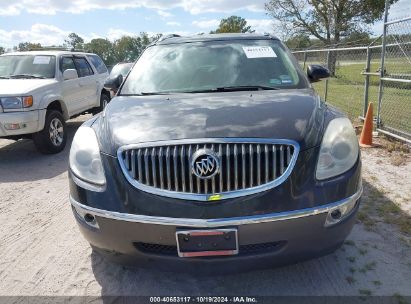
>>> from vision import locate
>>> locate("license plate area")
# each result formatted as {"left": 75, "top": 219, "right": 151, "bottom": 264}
{"left": 176, "top": 229, "right": 238, "bottom": 258}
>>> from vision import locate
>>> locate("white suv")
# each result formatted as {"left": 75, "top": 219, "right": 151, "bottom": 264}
{"left": 0, "top": 50, "right": 110, "bottom": 154}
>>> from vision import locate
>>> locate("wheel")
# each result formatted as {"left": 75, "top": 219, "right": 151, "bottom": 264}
{"left": 33, "top": 110, "right": 67, "bottom": 154}
{"left": 95, "top": 93, "right": 110, "bottom": 114}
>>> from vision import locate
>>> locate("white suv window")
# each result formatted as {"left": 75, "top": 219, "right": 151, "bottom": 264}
{"left": 88, "top": 55, "right": 108, "bottom": 74}
{"left": 73, "top": 57, "right": 94, "bottom": 77}
{"left": 61, "top": 57, "right": 76, "bottom": 72}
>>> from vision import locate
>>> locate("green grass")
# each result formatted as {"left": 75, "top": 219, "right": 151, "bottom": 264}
{"left": 347, "top": 256, "right": 356, "bottom": 263}
{"left": 359, "top": 289, "right": 372, "bottom": 296}
{"left": 372, "top": 280, "right": 382, "bottom": 287}
{"left": 313, "top": 78, "right": 411, "bottom": 134}
{"left": 358, "top": 248, "right": 368, "bottom": 256}
{"left": 346, "top": 276, "right": 356, "bottom": 285}
{"left": 344, "top": 240, "right": 356, "bottom": 246}
{"left": 366, "top": 183, "right": 411, "bottom": 235}
{"left": 359, "top": 261, "right": 377, "bottom": 273}
{"left": 393, "top": 293, "right": 407, "bottom": 304}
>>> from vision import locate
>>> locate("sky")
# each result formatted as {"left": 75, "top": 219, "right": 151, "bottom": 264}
{"left": 0, "top": 0, "right": 410, "bottom": 49}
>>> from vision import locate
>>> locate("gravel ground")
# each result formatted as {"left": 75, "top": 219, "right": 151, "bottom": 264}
{"left": 0, "top": 115, "right": 410, "bottom": 297}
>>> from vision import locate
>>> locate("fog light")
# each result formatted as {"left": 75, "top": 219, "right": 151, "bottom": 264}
{"left": 84, "top": 213, "right": 96, "bottom": 223}
{"left": 325, "top": 197, "right": 358, "bottom": 227}
{"left": 4, "top": 123, "right": 22, "bottom": 130}
{"left": 330, "top": 209, "right": 342, "bottom": 220}
{"left": 72, "top": 205, "right": 99, "bottom": 229}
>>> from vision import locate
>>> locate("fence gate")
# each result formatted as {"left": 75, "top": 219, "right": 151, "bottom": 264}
{"left": 377, "top": 1, "right": 411, "bottom": 142}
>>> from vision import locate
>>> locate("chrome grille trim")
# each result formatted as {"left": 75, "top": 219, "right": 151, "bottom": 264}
{"left": 249, "top": 144, "right": 253, "bottom": 187}
{"left": 188, "top": 145, "right": 193, "bottom": 193}
{"left": 181, "top": 146, "right": 186, "bottom": 192}
{"left": 211, "top": 144, "right": 216, "bottom": 193}
{"left": 264, "top": 144, "right": 269, "bottom": 183}
{"left": 173, "top": 146, "right": 179, "bottom": 192}
{"left": 117, "top": 138, "right": 300, "bottom": 201}
{"left": 151, "top": 148, "right": 157, "bottom": 188}
{"left": 130, "top": 150, "right": 136, "bottom": 178}
{"left": 144, "top": 148, "right": 149, "bottom": 185}
{"left": 158, "top": 147, "right": 164, "bottom": 189}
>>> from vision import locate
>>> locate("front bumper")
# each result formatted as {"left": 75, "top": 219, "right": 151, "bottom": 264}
{"left": 0, "top": 110, "right": 45, "bottom": 137}
{"left": 70, "top": 187, "right": 362, "bottom": 272}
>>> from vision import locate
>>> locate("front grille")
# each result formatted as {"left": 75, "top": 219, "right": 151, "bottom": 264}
{"left": 134, "top": 241, "right": 287, "bottom": 257}
{"left": 118, "top": 139, "right": 299, "bottom": 201}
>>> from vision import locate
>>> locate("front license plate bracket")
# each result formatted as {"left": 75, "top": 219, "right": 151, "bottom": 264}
{"left": 176, "top": 229, "right": 239, "bottom": 258}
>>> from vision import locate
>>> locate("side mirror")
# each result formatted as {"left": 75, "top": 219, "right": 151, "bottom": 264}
{"left": 104, "top": 74, "right": 123, "bottom": 92}
{"left": 63, "top": 69, "right": 78, "bottom": 80}
{"left": 307, "top": 64, "right": 330, "bottom": 82}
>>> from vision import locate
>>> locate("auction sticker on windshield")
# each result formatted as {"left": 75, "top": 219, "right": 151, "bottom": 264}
{"left": 242, "top": 46, "right": 277, "bottom": 58}
{"left": 33, "top": 56, "right": 51, "bottom": 64}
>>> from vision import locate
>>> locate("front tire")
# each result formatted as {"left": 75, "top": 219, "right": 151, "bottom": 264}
{"left": 93, "top": 93, "right": 110, "bottom": 115}
{"left": 33, "top": 110, "right": 67, "bottom": 154}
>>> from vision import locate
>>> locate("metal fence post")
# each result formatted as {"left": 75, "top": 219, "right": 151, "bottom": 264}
{"left": 324, "top": 50, "right": 331, "bottom": 101}
{"left": 303, "top": 51, "right": 307, "bottom": 70}
{"left": 363, "top": 47, "right": 371, "bottom": 117}
{"left": 377, "top": 0, "right": 390, "bottom": 127}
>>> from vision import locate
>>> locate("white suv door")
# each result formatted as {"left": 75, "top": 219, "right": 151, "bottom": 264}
{"left": 72, "top": 56, "right": 99, "bottom": 109}
{"left": 61, "top": 55, "right": 86, "bottom": 115}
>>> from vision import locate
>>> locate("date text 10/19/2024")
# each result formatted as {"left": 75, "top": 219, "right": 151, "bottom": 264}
{"left": 150, "top": 297, "right": 258, "bottom": 303}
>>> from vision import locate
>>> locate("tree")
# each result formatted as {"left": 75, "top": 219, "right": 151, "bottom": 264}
{"left": 114, "top": 32, "right": 159, "bottom": 62}
{"left": 286, "top": 34, "right": 311, "bottom": 49}
{"left": 211, "top": 16, "right": 254, "bottom": 34}
{"left": 342, "top": 31, "right": 372, "bottom": 45}
{"left": 0, "top": 46, "right": 5, "bottom": 55}
{"left": 85, "top": 33, "right": 159, "bottom": 66}
{"left": 265, "top": 0, "right": 398, "bottom": 74}
{"left": 84, "top": 38, "right": 116, "bottom": 65}
{"left": 65, "top": 33, "right": 84, "bottom": 50}
{"left": 15, "top": 42, "right": 42, "bottom": 51}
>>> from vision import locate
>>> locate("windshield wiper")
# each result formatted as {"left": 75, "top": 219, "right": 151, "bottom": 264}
{"left": 123, "top": 86, "right": 280, "bottom": 96}
{"left": 139, "top": 92, "right": 172, "bottom": 96}
{"left": 0, "top": 76, "right": 10, "bottom": 79}
{"left": 184, "top": 85, "right": 280, "bottom": 93}
{"left": 9, "top": 74, "right": 47, "bottom": 79}
{"left": 216, "top": 85, "right": 280, "bottom": 91}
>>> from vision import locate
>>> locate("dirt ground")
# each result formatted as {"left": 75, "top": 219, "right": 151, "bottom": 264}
{"left": 0, "top": 115, "right": 410, "bottom": 298}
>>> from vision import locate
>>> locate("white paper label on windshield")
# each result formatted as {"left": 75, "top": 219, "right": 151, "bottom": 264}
{"left": 33, "top": 56, "right": 51, "bottom": 64}
{"left": 242, "top": 46, "right": 277, "bottom": 58}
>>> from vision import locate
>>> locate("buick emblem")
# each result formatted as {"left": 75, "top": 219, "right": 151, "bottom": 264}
{"left": 191, "top": 149, "right": 220, "bottom": 179}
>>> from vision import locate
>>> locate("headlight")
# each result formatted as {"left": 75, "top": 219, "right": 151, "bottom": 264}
{"left": 0, "top": 96, "right": 33, "bottom": 109}
{"left": 69, "top": 127, "right": 106, "bottom": 186}
{"left": 316, "top": 117, "right": 359, "bottom": 180}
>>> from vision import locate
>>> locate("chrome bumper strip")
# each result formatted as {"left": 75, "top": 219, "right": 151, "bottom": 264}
{"left": 70, "top": 187, "right": 362, "bottom": 228}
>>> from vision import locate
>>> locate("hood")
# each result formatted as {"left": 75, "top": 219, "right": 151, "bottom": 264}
{"left": 97, "top": 89, "right": 326, "bottom": 155}
{"left": 0, "top": 79, "right": 56, "bottom": 95}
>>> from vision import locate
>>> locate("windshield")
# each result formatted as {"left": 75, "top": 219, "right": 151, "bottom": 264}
{"left": 120, "top": 39, "right": 308, "bottom": 95}
{"left": 0, "top": 55, "right": 56, "bottom": 79}
{"left": 110, "top": 63, "right": 133, "bottom": 77}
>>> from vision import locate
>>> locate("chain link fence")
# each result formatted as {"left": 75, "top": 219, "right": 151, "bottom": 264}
{"left": 292, "top": 6, "right": 411, "bottom": 143}
{"left": 293, "top": 47, "right": 373, "bottom": 120}
{"left": 377, "top": 14, "right": 411, "bottom": 140}
{"left": 293, "top": 46, "right": 381, "bottom": 119}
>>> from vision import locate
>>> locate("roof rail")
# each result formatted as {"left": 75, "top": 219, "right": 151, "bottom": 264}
{"left": 26, "top": 46, "right": 85, "bottom": 52}
{"left": 29, "top": 46, "right": 66, "bottom": 51}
